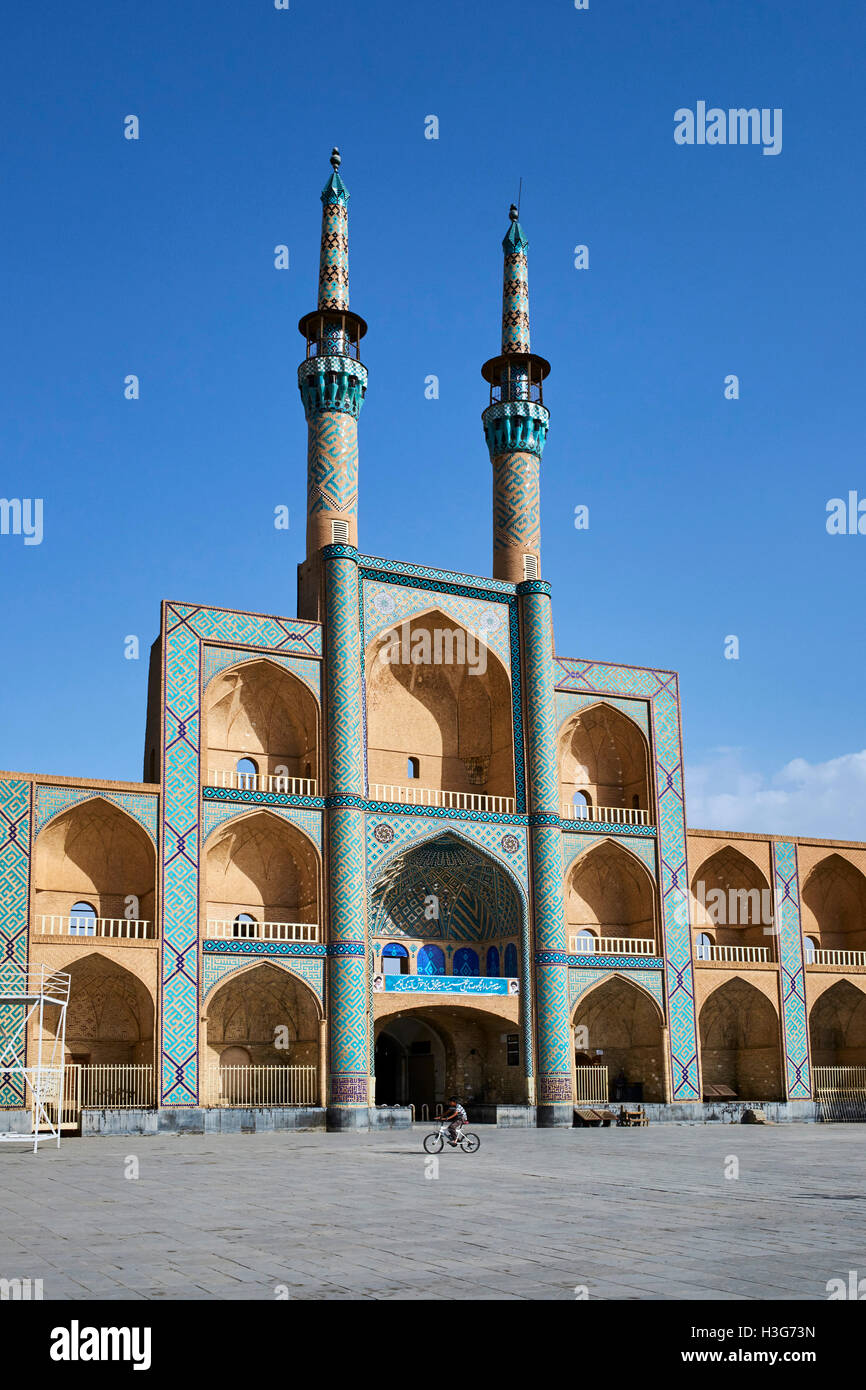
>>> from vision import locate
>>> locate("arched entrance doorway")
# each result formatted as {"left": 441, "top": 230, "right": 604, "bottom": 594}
{"left": 699, "top": 978, "right": 784, "bottom": 1100}
{"left": 571, "top": 975, "right": 666, "bottom": 1102}
{"left": 374, "top": 1005, "right": 522, "bottom": 1109}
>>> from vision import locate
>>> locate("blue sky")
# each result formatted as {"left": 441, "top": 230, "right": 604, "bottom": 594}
{"left": 2, "top": 1, "right": 864, "bottom": 837}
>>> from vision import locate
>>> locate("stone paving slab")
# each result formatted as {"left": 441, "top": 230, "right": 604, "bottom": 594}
{"left": 0, "top": 1124, "right": 864, "bottom": 1300}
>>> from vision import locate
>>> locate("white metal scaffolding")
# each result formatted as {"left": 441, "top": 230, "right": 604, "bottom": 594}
{"left": 0, "top": 965, "right": 71, "bottom": 1152}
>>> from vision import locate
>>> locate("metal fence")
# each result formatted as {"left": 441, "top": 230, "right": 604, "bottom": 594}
{"left": 203, "top": 1065, "right": 318, "bottom": 1108}
{"left": 574, "top": 1065, "right": 609, "bottom": 1106}
{"left": 812, "top": 1065, "right": 866, "bottom": 1098}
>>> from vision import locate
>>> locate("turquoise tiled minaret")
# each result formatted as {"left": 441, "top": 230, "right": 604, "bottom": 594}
{"left": 481, "top": 206, "right": 572, "bottom": 1122}
{"left": 297, "top": 148, "right": 368, "bottom": 622}
{"left": 299, "top": 152, "right": 372, "bottom": 1126}
{"left": 482, "top": 205, "right": 550, "bottom": 585}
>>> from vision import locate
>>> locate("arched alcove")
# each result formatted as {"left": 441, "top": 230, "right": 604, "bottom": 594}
{"left": 809, "top": 980, "right": 866, "bottom": 1067}
{"left": 204, "top": 811, "right": 319, "bottom": 931}
{"left": 203, "top": 659, "right": 319, "bottom": 790}
{"left": 699, "top": 978, "right": 784, "bottom": 1100}
{"left": 565, "top": 840, "right": 657, "bottom": 950}
{"left": 690, "top": 846, "right": 775, "bottom": 953}
{"left": 205, "top": 962, "right": 320, "bottom": 1067}
{"left": 572, "top": 975, "right": 666, "bottom": 1102}
{"left": 802, "top": 855, "right": 866, "bottom": 951}
{"left": 44, "top": 952, "right": 155, "bottom": 1065}
{"left": 33, "top": 798, "right": 156, "bottom": 931}
{"left": 558, "top": 703, "right": 650, "bottom": 817}
{"left": 365, "top": 609, "right": 515, "bottom": 802}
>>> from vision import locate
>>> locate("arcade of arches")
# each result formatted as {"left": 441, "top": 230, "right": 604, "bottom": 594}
{"left": 558, "top": 703, "right": 650, "bottom": 814}
{"left": 203, "top": 659, "right": 319, "bottom": 785}
{"left": 365, "top": 610, "right": 515, "bottom": 801}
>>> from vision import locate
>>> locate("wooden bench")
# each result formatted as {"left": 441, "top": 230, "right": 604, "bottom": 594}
{"left": 618, "top": 1106, "right": 648, "bottom": 1127}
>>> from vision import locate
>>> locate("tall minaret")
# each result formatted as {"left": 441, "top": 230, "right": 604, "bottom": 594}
{"left": 297, "top": 148, "right": 368, "bottom": 621}
{"left": 481, "top": 205, "right": 550, "bottom": 583}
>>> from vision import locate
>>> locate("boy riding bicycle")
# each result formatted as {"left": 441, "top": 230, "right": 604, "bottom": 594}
{"left": 443, "top": 1096, "right": 468, "bottom": 1146}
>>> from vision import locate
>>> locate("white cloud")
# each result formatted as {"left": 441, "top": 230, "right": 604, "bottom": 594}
{"left": 685, "top": 747, "right": 866, "bottom": 842}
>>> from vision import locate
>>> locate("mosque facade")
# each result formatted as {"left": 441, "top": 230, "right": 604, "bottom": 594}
{"left": 2, "top": 153, "right": 865, "bottom": 1131}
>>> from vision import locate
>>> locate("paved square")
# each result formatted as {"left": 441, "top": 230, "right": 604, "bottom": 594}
{"left": 0, "top": 1124, "right": 863, "bottom": 1300}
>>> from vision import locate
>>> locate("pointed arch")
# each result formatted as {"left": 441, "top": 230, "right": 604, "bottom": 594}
{"left": 33, "top": 796, "right": 157, "bottom": 928}
{"left": 571, "top": 973, "right": 667, "bottom": 1102}
{"left": 808, "top": 978, "right": 866, "bottom": 1067}
{"left": 802, "top": 854, "right": 866, "bottom": 950}
{"left": 699, "top": 976, "right": 784, "bottom": 1100}
{"left": 564, "top": 836, "right": 658, "bottom": 949}
{"left": 203, "top": 808, "right": 320, "bottom": 931}
{"left": 557, "top": 700, "right": 651, "bottom": 817}
{"left": 204, "top": 961, "right": 321, "bottom": 1067}
{"left": 365, "top": 607, "right": 515, "bottom": 801}
{"left": 44, "top": 951, "right": 155, "bottom": 1066}
{"left": 690, "top": 844, "right": 774, "bottom": 950}
{"left": 202, "top": 656, "right": 319, "bottom": 789}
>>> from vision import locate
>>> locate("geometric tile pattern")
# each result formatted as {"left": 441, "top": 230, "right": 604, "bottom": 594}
{"left": 307, "top": 414, "right": 359, "bottom": 516}
{"left": 318, "top": 163, "right": 349, "bottom": 311}
{"left": 369, "top": 833, "right": 522, "bottom": 942}
{"left": 519, "top": 584, "right": 572, "bottom": 1103}
{"left": 202, "top": 645, "right": 321, "bottom": 700}
{"left": 362, "top": 579, "right": 512, "bottom": 669}
{"left": 201, "top": 800, "right": 323, "bottom": 852}
{"left": 555, "top": 657, "right": 701, "bottom": 1101}
{"left": 202, "top": 951, "right": 324, "bottom": 1004}
{"left": 569, "top": 967, "right": 666, "bottom": 1015}
{"left": 501, "top": 221, "right": 530, "bottom": 354}
{"left": 772, "top": 840, "right": 812, "bottom": 1100}
{"left": 492, "top": 451, "right": 540, "bottom": 552}
{"left": 0, "top": 779, "right": 31, "bottom": 1105}
{"left": 161, "top": 601, "right": 323, "bottom": 1105}
{"left": 34, "top": 785, "right": 158, "bottom": 842}
{"left": 561, "top": 831, "right": 657, "bottom": 880}
{"left": 555, "top": 690, "right": 651, "bottom": 741}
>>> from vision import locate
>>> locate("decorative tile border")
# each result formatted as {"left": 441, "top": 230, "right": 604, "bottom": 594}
{"left": 0, "top": 780, "right": 31, "bottom": 1105}
{"left": 201, "top": 800, "right": 323, "bottom": 852}
{"left": 359, "top": 555, "right": 516, "bottom": 595}
{"left": 554, "top": 658, "right": 700, "bottom": 1100}
{"left": 161, "top": 602, "right": 322, "bottom": 1105}
{"left": 202, "top": 786, "right": 324, "bottom": 811}
{"left": 561, "top": 831, "right": 657, "bottom": 879}
{"left": 34, "top": 786, "right": 158, "bottom": 843}
{"left": 202, "top": 644, "right": 321, "bottom": 700}
{"left": 772, "top": 841, "right": 811, "bottom": 1099}
{"left": 555, "top": 690, "right": 651, "bottom": 741}
{"left": 362, "top": 578, "right": 512, "bottom": 668}
{"left": 202, "top": 949, "right": 324, "bottom": 1004}
{"left": 566, "top": 954, "right": 665, "bottom": 970}
{"left": 568, "top": 967, "right": 665, "bottom": 1015}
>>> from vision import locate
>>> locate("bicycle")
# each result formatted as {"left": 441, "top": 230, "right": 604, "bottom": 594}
{"left": 422, "top": 1121, "right": 480, "bottom": 1154}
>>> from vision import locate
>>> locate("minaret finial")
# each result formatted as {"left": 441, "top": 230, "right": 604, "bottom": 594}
{"left": 330, "top": 146, "right": 341, "bottom": 170}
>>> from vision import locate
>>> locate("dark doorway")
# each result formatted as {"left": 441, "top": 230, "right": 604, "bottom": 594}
{"left": 374, "top": 1032, "right": 403, "bottom": 1104}
{"left": 408, "top": 1052, "right": 435, "bottom": 1112}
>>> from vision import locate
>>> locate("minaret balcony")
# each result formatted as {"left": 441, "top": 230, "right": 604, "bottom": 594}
{"left": 298, "top": 355, "right": 367, "bottom": 419}
{"left": 369, "top": 782, "right": 515, "bottom": 816}
{"left": 482, "top": 399, "right": 549, "bottom": 459}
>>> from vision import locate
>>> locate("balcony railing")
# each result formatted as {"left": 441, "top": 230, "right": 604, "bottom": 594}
{"left": 205, "top": 919, "right": 319, "bottom": 943}
{"left": 805, "top": 948, "right": 866, "bottom": 968}
{"left": 203, "top": 1065, "right": 318, "bottom": 1107}
{"left": 369, "top": 784, "right": 515, "bottom": 814}
{"left": 695, "top": 943, "right": 771, "bottom": 963}
{"left": 207, "top": 769, "right": 317, "bottom": 797}
{"left": 568, "top": 936, "right": 656, "bottom": 956}
{"left": 38, "top": 916, "right": 154, "bottom": 940}
{"left": 562, "top": 803, "right": 652, "bottom": 826}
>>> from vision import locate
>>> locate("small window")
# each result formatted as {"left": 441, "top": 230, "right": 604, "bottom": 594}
{"left": 236, "top": 757, "right": 258, "bottom": 789}
{"left": 407, "top": 756, "right": 420, "bottom": 779}
{"left": 233, "top": 913, "right": 258, "bottom": 939}
{"left": 382, "top": 942, "right": 409, "bottom": 976}
{"left": 331, "top": 519, "right": 350, "bottom": 543}
{"left": 69, "top": 902, "right": 97, "bottom": 937}
{"left": 506, "top": 1034, "right": 519, "bottom": 1067}
{"left": 695, "top": 932, "right": 713, "bottom": 961}
{"left": 573, "top": 929, "right": 596, "bottom": 953}
{"left": 522, "top": 554, "right": 539, "bottom": 580}
{"left": 804, "top": 937, "right": 817, "bottom": 964}
{"left": 632, "top": 794, "right": 640, "bottom": 810}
